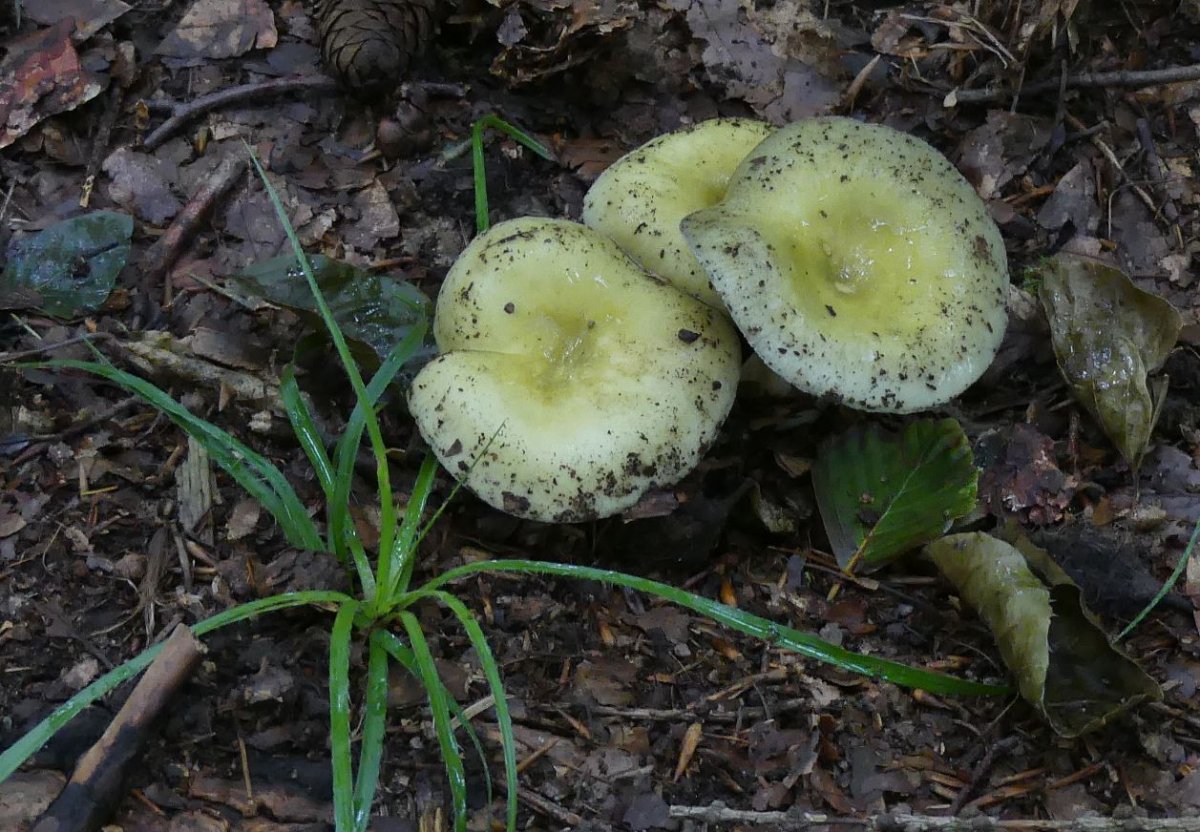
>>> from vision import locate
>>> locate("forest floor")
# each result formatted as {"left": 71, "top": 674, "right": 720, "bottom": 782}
{"left": 3, "top": 1, "right": 1200, "bottom": 830}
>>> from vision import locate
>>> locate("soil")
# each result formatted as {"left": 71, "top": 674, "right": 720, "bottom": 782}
{"left": 3, "top": 1, "right": 1200, "bottom": 831}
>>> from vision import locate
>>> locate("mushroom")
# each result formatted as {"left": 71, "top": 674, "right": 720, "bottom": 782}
{"left": 582, "top": 118, "right": 774, "bottom": 310}
{"left": 680, "top": 117, "right": 1009, "bottom": 414}
{"left": 408, "top": 217, "right": 741, "bottom": 522}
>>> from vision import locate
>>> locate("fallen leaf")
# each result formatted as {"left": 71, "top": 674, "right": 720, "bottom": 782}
{"left": 25, "top": 0, "right": 132, "bottom": 40}
{"left": 927, "top": 531, "right": 1161, "bottom": 737}
{"left": 812, "top": 418, "right": 978, "bottom": 572}
{"left": 156, "top": 0, "right": 279, "bottom": 61}
{"left": 676, "top": 0, "right": 843, "bottom": 122}
{"left": 0, "top": 20, "right": 105, "bottom": 149}
{"left": 1037, "top": 252, "right": 1182, "bottom": 467}
{"left": 1, "top": 211, "right": 133, "bottom": 318}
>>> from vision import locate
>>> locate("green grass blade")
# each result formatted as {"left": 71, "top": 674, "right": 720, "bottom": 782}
{"left": 385, "top": 452, "right": 440, "bottom": 601}
{"left": 353, "top": 632, "right": 391, "bottom": 831}
{"left": 246, "top": 150, "right": 399, "bottom": 579}
{"left": 280, "top": 364, "right": 337, "bottom": 500}
{"left": 470, "top": 115, "right": 554, "bottom": 234}
{"left": 376, "top": 631, "right": 495, "bottom": 826}
{"left": 330, "top": 324, "right": 429, "bottom": 556}
{"left": 33, "top": 358, "right": 324, "bottom": 550}
{"left": 0, "top": 590, "right": 352, "bottom": 782}
{"left": 475, "top": 114, "right": 555, "bottom": 161}
{"left": 1117, "top": 513, "right": 1200, "bottom": 640}
{"left": 423, "top": 591, "right": 517, "bottom": 832}
{"left": 329, "top": 601, "right": 361, "bottom": 832}
{"left": 416, "top": 561, "right": 1009, "bottom": 697}
{"left": 398, "top": 611, "right": 468, "bottom": 832}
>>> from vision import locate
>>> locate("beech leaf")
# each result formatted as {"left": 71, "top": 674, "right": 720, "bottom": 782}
{"left": 1037, "top": 253, "right": 1181, "bottom": 468}
{"left": 812, "top": 418, "right": 977, "bottom": 572}
{"left": 927, "top": 531, "right": 1161, "bottom": 737}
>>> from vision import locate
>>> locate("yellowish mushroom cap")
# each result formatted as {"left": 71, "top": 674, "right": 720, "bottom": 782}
{"left": 409, "top": 217, "right": 741, "bottom": 522}
{"left": 582, "top": 118, "right": 775, "bottom": 310}
{"left": 681, "top": 117, "right": 1009, "bottom": 414}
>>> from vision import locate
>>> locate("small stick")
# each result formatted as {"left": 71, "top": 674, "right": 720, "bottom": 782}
{"left": 1135, "top": 117, "right": 1181, "bottom": 226}
{"left": 31, "top": 624, "right": 205, "bottom": 832}
{"left": 946, "top": 63, "right": 1200, "bottom": 105}
{"left": 81, "top": 86, "right": 125, "bottom": 209}
{"left": 140, "top": 155, "right": 248, "bottom": 299}
{"left": 668, "top": 803, "right": 1200, "bottom": 829}
{"left": 947, "top": 735, "right": 1018, "bottom": 814}
{"left": 141, "top": 75, "right": 340, "bottom": 151}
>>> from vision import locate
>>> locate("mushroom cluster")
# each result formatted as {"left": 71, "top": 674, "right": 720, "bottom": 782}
{"left": 409, "top": 217, "right": 741, "bottom": 523}
{"left": 409, "top": 116, "right": 1011, "bottom": 521}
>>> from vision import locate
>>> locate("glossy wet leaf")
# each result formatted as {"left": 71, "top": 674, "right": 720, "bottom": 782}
{"left": 1037, "top": 252, "right": 1181, "bottom": 468}
{"left": 1, "top": 211, "right": 132, "bottom": 317}
{"left": 234, "top": 253, "right": 435, "bottom": 375}
{"left": 812, "top": 418, "right": 977, "bottom": 572}
{"left": 927, "top": 532, "right": 1161, "bottom": 737}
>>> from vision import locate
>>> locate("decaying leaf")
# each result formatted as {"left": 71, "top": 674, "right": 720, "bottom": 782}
{"left": 0, "top": 20, "right": 105, "bottom": 149}
{"left": 674, "top": 0, "right": 844, "bottom": 122}
{"left": 1, "top": 211, "right": 133, "bottom": 318}
{"left": 1036, "top": 252, "right": 1182, "bottom": 468}
{"left": 812, "top": 419, "right": 977, "bottom": 573}
{"left": 156, "top": 0, "right": 278, "bottom": 61}
{"left": 927, "top": 532, "right": 1161, "bottom": 737}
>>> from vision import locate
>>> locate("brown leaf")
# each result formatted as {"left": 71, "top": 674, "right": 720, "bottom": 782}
{"left": 0, "top": 20, "right": 105, "bottom": 149}
{"left": 156, "top": 0, "right": 279, "bottom": 61}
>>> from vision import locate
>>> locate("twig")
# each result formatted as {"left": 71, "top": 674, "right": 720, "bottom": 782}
{"left": 141, "top": 75, "right": 340, "bottom": 151}
{"left": 140, "top": 155, "right": 248, "bottom": 303}
{"left": 81, "top": 85, "right": 125, "bottom": 209}
{"left": 1135, "top": 117, "right": 1182, "bottom": 227}
{"left": 946, "top": 63, "right": 1200, "bottom": 104}
{"left": 31, "top": 624, "right": 205, "bottom": 832}
{"left": 668, "top": 803, "right": 1200, "bottom": 830}
{"left": 0, "top": 332, "right": 112, "bottom": 364}
{"left": 947, "top": 736, "right": 1018, "bottom": 814}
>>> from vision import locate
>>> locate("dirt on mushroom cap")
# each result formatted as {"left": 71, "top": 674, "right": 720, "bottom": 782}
{"left": 582, "top": 118, "right": 774, "bottom": 310}
{"left": 681, "top": 116, "right": 1010, "bottom": 414}
{"left": 409, "top": 218, "right": 742, "bottom": 523}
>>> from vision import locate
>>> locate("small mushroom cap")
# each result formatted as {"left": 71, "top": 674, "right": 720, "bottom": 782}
{"left": 409, "top": 217, "right": 741, "bottom": 523}
{"left": 582, "top": 118, "right": 774, "bottom": 310}
{"left": 681, "top": 117, "right": 1009, "bottom": 414}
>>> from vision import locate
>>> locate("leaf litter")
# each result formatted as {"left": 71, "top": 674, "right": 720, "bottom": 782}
{"left": 2, "top": 0, "right": 1200, "bottom": 827}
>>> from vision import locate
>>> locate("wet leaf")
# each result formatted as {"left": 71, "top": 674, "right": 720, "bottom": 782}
{"left": 812, "top": 418, "right": 977, "bottom": 572}
{"left": 233, "top": 253, "right": 434, "bottom": 374}
{"left": 1037, "top": 252, "right": 1182, "bottom": 467}
{"left": 1, "top": 211, "right": 133, "bottom": 318}
{"left": 927, "top": 531, "right": 1161, "bottom": 737}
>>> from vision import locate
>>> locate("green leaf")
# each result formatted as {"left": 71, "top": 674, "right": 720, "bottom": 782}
{"left": 415, "top": 560, "right": 1008, "bottom": 697}
{"left": 1, "top": 211, "right": 132, "bottom": 317}
{"left": 811, "top": 418, "right": 978, "bottom": 572}
{"left": 927, "top": 532, "right": 1161, "bottom": 737}
{"left": 1036, "top": 252, "right": 1182, "bottom": 468}
{"left": 233, "top": 252, "right": 435, "bottom": 377}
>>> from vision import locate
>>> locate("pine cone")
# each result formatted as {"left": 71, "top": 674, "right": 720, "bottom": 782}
{"left": 313, "top": 0, "right": 438, "bottom": 95}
